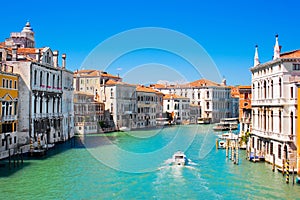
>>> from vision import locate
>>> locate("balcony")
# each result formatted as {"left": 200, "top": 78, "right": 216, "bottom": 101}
{"left": 32, "top": 84, "right": 62, "bottom": 93}
{"left": 240, "top": 117, "right": 251, "bottom": 124}
{"left": 33, "top": 112, "right": 63, "bottom": 119}
{"left": 251, "top": 129, "right": 295, "bottom": 142}
{"left": 1, "top": 115, "right": 17, "bottom": 121}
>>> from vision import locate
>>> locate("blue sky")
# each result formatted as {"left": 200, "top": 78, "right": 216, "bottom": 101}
{"left": 1, "top": 0, "right": 300, "bottom": 85}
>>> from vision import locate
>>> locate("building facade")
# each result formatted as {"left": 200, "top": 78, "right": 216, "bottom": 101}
{"left": 101, "top": 80, "right": 137, "bottom": 130}
{"left": 0, "top": 22, "right": 74, "bottom": 148}
{"left": 73, "top": 92, "right": 104, "bottom": 134}
{"left": 152, "top": 78, "right": 234, "bottom": 123}
{"left": 250, "top": 36, "right": 298, "bottom": 168}
{"left": 136, "top": 85, "right": 163, "bottom": 128}
{"left": 0, "top": 64, "right": 20, "bottom": 159}
{"left": 163, "top": 94, "right": 190, "bottom": 124}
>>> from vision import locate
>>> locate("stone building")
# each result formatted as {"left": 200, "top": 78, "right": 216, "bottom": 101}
{"left": 250, "top": 35, "right": 299, "bottom": 168}
{"left": 136, "top": 85, "right": 163, "bottom": 128}
{"left": 101, "top": 80, "right": 137, "bottom": 130}
{"left": 152, "top": 78, "right": 234, "bottom": 123}
{"left": 73, "top": 91, "right": 104, "bottom": 134}
{"left": 0, "top": 22, "right": 74, "bottom": 148}
{"left": 163, "top": 94, "right": 190, "bottom": 124}
{"left": 73, "top": 69, "right": 121, "bottom": 132}
{"left": 0, "top": 64, "right": 21, "bottom": 159}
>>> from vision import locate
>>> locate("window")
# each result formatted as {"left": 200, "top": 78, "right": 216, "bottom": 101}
{"left": 14, "top": 102, "right": 17, "bottom": 115}
{"left": 57, "top": 76, "right": 60, "bottom": 89}
{"left": 34, "top": 98, "right": 37, "bottom": 113}
{"left": 206, "top": 102, "right": 209, "bottom": 110}
{"left": 111, "top": 88, "right": 114, "bottom": 98}
{"left": 110, "top": 103, "right": 113, "bottom": 112}
{"left": 40, "top": 97, "right": 43, "bottom": 113}
{"left": 40, "top": 71, "right": 43, "bottom": 87}
{"left": 206, "top": 91, "right": 209, "bottom": 98}
{"left": 14, "top": 81, "right": 17, "bottom": 89}
{"left": 198, "top": 92, "right": 200, "bottom": 99}
{"left": 291, "top": 112, "right": 294, "bottom": 136}
{"left": 245, "top": 93, "right": 249, "bottom": 99}
{"left": 279, "top": 110, "right": 282, "bottom": 133}
{"left": 2, "top": 79, "right": 5, "bottom": 88}
{"left": 290, "top": 87, "right": 294, "bottom": 98}
{"left": 293, "top": 64, "right": 300, "bottom": 70}
{"left": 279, "top": 78, "right": 282, "bottom": 98}
{"left": 270, "top": 80, "right": 273, "bottom": 99}
{"left": 34, "top": 70, "right": 37, "bottom": 85}
{"left": 278, "top": 144, "right": 281, "bottom": 159}
{"left": 270, "top": 142, "right": 273, "bottom": 155}
{"left": 167, "top": 104, "right": 169, "bottom": 110}
{"left": 53, "top": 75, "right": 55, "bottom": 88}
{"left": 46, "top": 73, "right": 49, "bottom": 88}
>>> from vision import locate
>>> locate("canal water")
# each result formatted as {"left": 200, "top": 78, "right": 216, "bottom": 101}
{"left": 0, "top": 125, "right": 299, "bottom": 200}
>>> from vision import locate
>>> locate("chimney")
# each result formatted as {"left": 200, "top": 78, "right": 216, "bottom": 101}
{"left": 62, "top": 53, "right": 66, "bottom": 69}
{"left": 35, "top": 49, "right": 40, "bottom": 62}
{"left": 12, "top": 46, "right": 17, "bottom": 61}
{"left": 53, "top": 50, "right": 59, "bottom": 68}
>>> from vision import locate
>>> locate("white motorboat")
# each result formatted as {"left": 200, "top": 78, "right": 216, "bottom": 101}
{"left": 119, "top": 126, "right": 130, "bottom": 132}
{"left": 172, "top": 151, "right": 188, "bottom": 166}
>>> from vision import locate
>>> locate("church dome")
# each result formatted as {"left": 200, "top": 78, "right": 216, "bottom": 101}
{"left": 21, "top": 21, "right": 34, "bottom": 33}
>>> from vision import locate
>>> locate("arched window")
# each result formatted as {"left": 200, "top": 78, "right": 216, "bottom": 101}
{"left": 291, "top": 111, "right": 294, "bottom": 136}
{"left": 258, "top": 82, "right": 261, "bottom": 99}
{"left": 34, "top": 70, "right": 37, "bottom": 85}
{"left": 279, "top": 78, "right": 282, "bottom": 98}
{"left": 270, "top": 110, "right": 273, "bottom": 132}
{"left": 57, "top": 76, "right": 60, "bottom": 89}
{"left": 110, "top": 88, "right": 114, "bottom": 98}
{"left": 270, "top": 80, "right": 273, "bottom": 99}
{"left": 46, "top": 73, "right": 49, "bottom": 88}
{"left": 53, "top": 74, "right": 55, "bottom": 88}
{"left": 40, "top": 97, "right": 43, "bottom": 113}
{"left": 40, "top": 71, "right": 43, "bottom": 87}
{"left": 258, "top": 110, "right": 260, "bottom": 129}
{"left": 264, "top": 80, "right": 267, "bottom": 99}
{"left": 279, "top": 110, "right": 282, "bottom": 133}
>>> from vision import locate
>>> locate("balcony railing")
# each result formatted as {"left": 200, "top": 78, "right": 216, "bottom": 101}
{"left": 1, "top": 115, "right": 17, "bottom": 121}
{"left": 240, "top": 117, "right": 251, "bottom": 123}
{"left": 251, "top": 129, "right": 295, "bottom": 142}
{"left": 32, "top": 84, "right": 63, "bottom": 93}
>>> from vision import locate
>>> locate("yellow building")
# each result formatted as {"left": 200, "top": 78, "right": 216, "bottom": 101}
{"left": 297, "top": 84, "right": 300, "bottom": 182}
{"left": 0, "top": 64, "right": 19, "bottom": 155}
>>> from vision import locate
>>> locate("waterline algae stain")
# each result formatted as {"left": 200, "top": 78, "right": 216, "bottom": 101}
{"left": 0, "top": 125, "right": 299, "bottom": 199}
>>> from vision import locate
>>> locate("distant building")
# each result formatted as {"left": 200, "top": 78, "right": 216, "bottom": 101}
{"left": 238, "top": 86, "right": 252, "bottom": 136}
{"left": 136, "top": 85, "right": 163, "bottom": 128}
{"left": 73, "top": 69, "right": 121, "bottom": 96}
{"left": 101, "top": 80, "right": 137, "bottom": 130}
{"left": 189, "top": 104, "right": 199, "bottom": 124}
{"left": 73, "top": 92, "right": 104, "bottom": 134}
{"left": 163, "top": 94, "right": 190, "bottom": 124}
{"left": 152, "top": 78, "right": 234, "bottom": 123}
{"left": 73, "top": 69, "right": 120, "bottom": 133}
{"left": 0, "top": 22, "right": 74, "bottom": 149}
{"left": 250, "top": 35, "right": 298, "bottom": 168}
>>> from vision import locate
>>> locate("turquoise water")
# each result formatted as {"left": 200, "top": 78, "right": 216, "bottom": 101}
{"left": 0, "top": 125, "right": 300, "bottom": 200}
